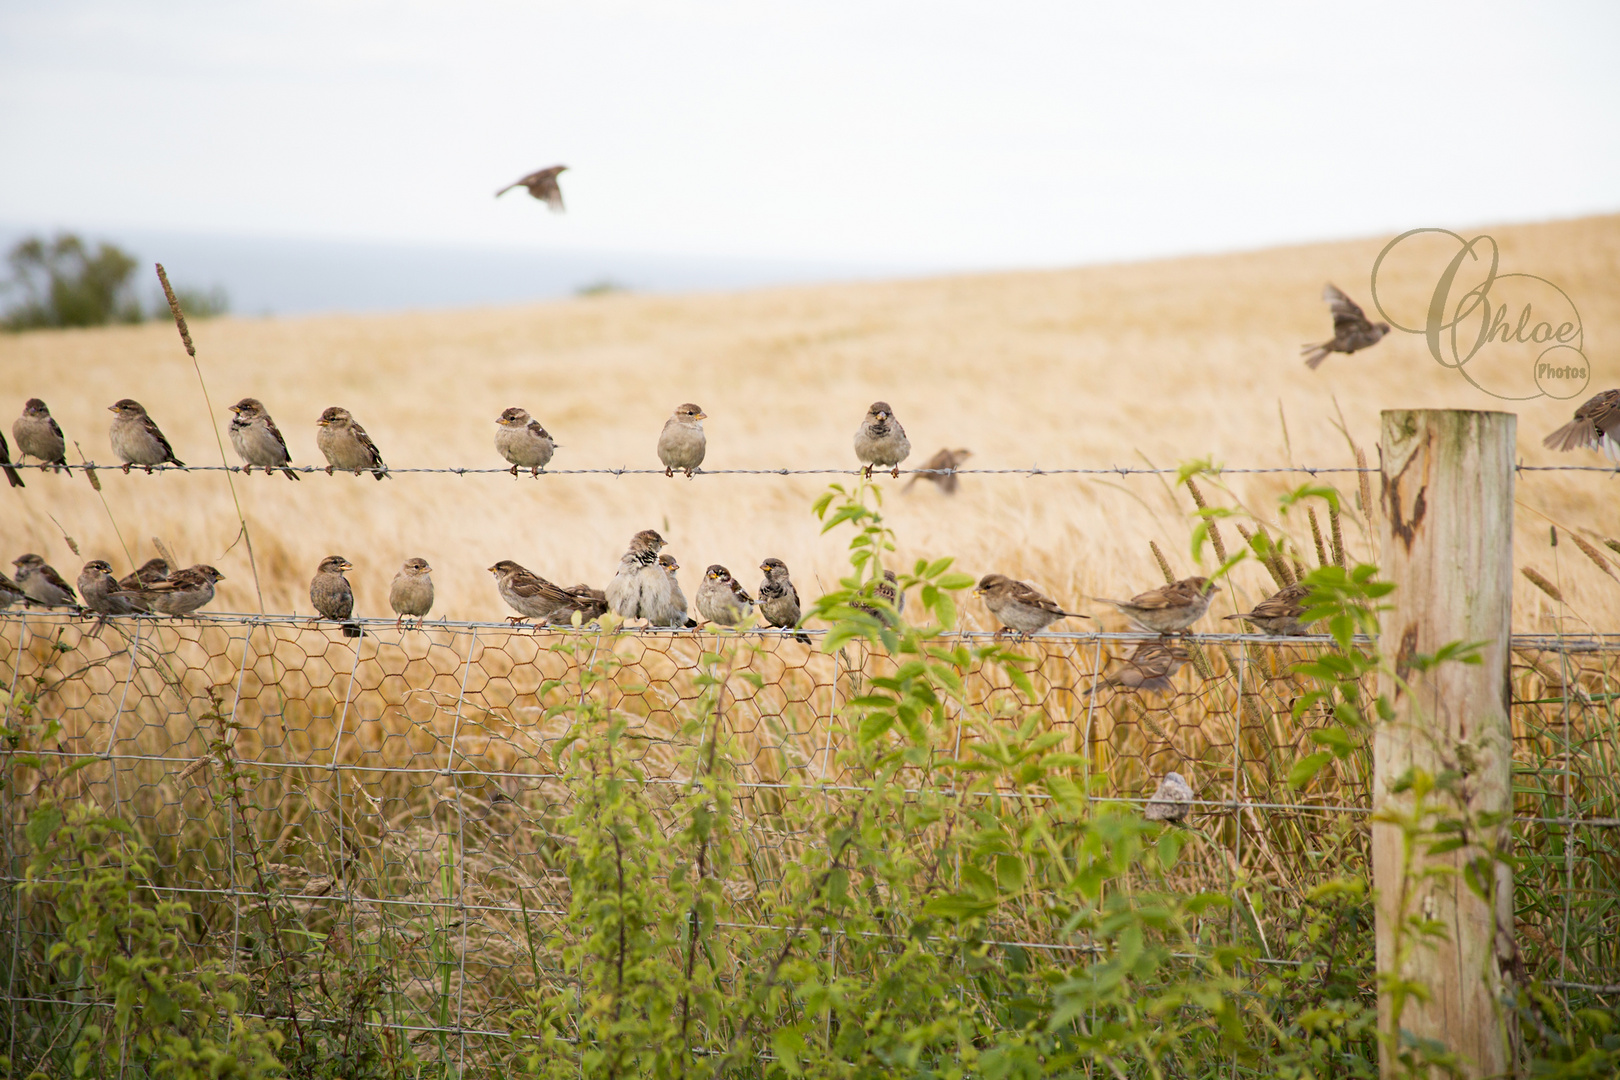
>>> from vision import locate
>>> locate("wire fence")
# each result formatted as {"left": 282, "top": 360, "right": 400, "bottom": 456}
{"left": 1, "top": 609, "right": 1616, "bottom": 1071}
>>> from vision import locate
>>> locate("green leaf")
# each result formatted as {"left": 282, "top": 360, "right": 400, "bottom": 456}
{"left": 936, "top": 572, "right": 976, "bottom": 591}
{"left": 995, "top": 853, "right": 1026, "bottom": 892}
{"left": 1286, "top": 751, "right": 1334, "bottom": 790}
{"left": 771, "top": 1026, "right": 805, "bottom": 1075}
{"left": 1045, "top": 775, "right": 1084, "bottom": 815}
{"left": 1309, "top": 727, "right": 1354, "bottom": 756}
{"left": 25, "top": 805, "right": 62, "bottom": 849}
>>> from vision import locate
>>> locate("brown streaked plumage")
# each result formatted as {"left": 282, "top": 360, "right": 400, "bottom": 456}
{"left": 311, "top": 555, "right": 361, "bottom": 638}
{"left": 316, "top": 406, "right": 389, "bottom": 479}
{"left": 1225, "top": 583, "right": 1315, "bottom": 636}
{"left": 228, "top": 397, "right": 300, "bottom": 479}
{"left": 390, "top": 557, "right": 434, "bottom": 629}
{"left": 1084, "top": 642, "right": 1192, "bottom": 697}
{"left": 975, "top": 573, "right": 1090, "bottom": 636}
{"left": 495, "top": 407, "right": 556, "bottom": 476}
{"left": 903, "top": 448, "right": 971, "bottom": 495}
{"left": 13, "top": 554, "right": 79, "bottom": 608}
{"left": 0, "top": 431, "right": 22, "bottom": 488}
{"left": 108, "top": 399, "right": 185, "bottom": 472}
{"left": 489, "top": 559, "right": 575, "bottom": 625}
{"left": 1543, "top": 389, "right": 1620, "bottom": 461}
{"left": 1091, "top": 576, "right": 1213, "bottom": 634}
{"left": 606, "top": 530, "right": 671, "bottom": 622}
{"left": 1302, "top": 284, "right": 1390, "bottom": 370}
{"left": 13, "top": 398, "right": 69, "bottom": 475}
{"left": 696, "top": 564, "right": 754, "bottom": 626}
{"left": 757, "top": 557, "right": 809, "bottom": 642}
{"left": 118, "top": 558, "right": 170, "bottom": 592}
{"left": 119, "top": 564, "right": 223, "bottom": 616}
{"left": 853, "top": 401, "right": 911, "bottom": 478}
{"left": 495, "top": 165, "right": 568, "bottom": 211}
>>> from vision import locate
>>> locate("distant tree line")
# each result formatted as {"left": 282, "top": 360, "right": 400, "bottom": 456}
{"left": 1, "top": 233, "right": 228, "bottom": 332}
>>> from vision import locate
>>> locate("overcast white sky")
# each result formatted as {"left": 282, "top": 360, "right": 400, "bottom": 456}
{"left": 2, "top": 0, "right": 1617, "bottom": 269}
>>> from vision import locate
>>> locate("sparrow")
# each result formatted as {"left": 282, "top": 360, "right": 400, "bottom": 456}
{"left": 1143, "top": 772, "right": 1195, "bottom": 824}
{"left": 118, "top": 565, "right": 224, "bottom": 616}
{"left": 1543, "top": 389, "right": 1620, "bottom": 460}
{"left": 118, "top": 558, "right": 170, "bottom": 592}
{"left": 757, "top": 557, "right": 809, "bottom": 642}
{"left": 903, "top": 448, "right": 971, "bottom": 495}
{"left": 605, "top": 529, "right": 671, "bottom": 622}
{"left": 1083, "top": 642, "right": 1192, "bottom": 697}
{"left": 544, "top": 584, "right": 609, "bottom": 626}
{"left": 12, "top": 554, "right": 79, "bottom": 609}
{"left": 390, "top": 557, "right": 434, "bottom": 628}
{"left": 13, "top": 398, "right": 69, "bottom": 475}
{"left": 974, "top": 573, "right": 1091, "bottom": 637}
{"left": 1225, "top": 583, "right": 1315, "bottom": 636}
{"left": 310, "top": 555, "right": 362, "bottom": 638}
{"left": 696, "top": 564, "right": 755, "bottom": 626}
{"left": 490, "top": 559, "right": 576, "bottom": 625}
{"left": 1092, "top": 576, "right": 1213, "bottom": 634}
{"left": 0, "top": 572, "right": 25, "bottom": 611}
{"left": 651, "top": 553, "right": 698, "bottom": 628}
{"left": 108, "top": 399, "right": 185, "bottom": 473}
{"left": 851, "top": 569, "right": 905, "bottom": 624}
{"left": 854, "top": 401, "right": 911, "bottom": 479}
{"left": 316, "top": 407, "right": 389, "bottom": 479}
{"left": 78, "top": 559, "right": 148, "bottom": 616}
{"left": 1301, "top": 284, "right": 1390, "bottom": 370}
{"left": 0, "top": 431, "right": 21, "bottom": 488}
{"left": 657, "top": 403, "right": 707, "bottom": 478}
{"left": 495, "top": 165, "right": 568, "bottom": 211}
{"left": 495, "top": 407, "right": 556, "bottom": 476}
{"left": 227, "top": 397, "right": 300, "bottom": 479}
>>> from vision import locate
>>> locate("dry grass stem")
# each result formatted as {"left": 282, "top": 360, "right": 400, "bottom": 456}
{"left": 1522, "top": 567, "right": 1565, "bottom": 604}
{"left": 1150, "top": 540, "right": 1174, "bottom": 584}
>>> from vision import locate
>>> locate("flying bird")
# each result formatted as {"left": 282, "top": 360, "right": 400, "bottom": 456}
{"left": 903, "top": 448, "right": 971, "bottom": 495}
{"left": 1302, "top": 284, "right": 1390, "bottom": 370}
{"left": 496, "top": 165, "right": 568, "bottom": 211}
{"left": 1543, "top": 389, "right": 1620, "bottom": 461}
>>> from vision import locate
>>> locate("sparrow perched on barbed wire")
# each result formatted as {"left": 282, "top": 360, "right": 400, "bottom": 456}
{"left": 1092, "top": 576, "right": 1213, "bottom": 634}
{"left": 854, "top": 401, "right": 911, "bottom": 479}
{"left": 228, "top": 398, "right": 300, "bottom": 479}
{"left": 974, "top": 574, "right": 1090, "bottom": 637}
{"left": 13, "top": 398, "right": 69, "bottom": 475}
{"left": 311, "top": 555, "right": 361, "bottom": 638}
{"left": 79, "top": 559, "right": 148, "bottom": 616}
{"left": 696, "top": 565, "right": 754, "bottom": 626}
{"left": 1084, "top": 642, "right": 1192, "bottom": 697}
{"left": 1542, "top": 389, "right": 1620, "bottom": 460}
{"left": 119, "top": 558, "right": 169, "bottom": 592}
{"left": 13, "top": 554, "right": 79, "bottom": 609}
{"left": 1301, "top": 284, "right": 1390, "bottom": 370}
{"left": 651, "top": 553, "right": 698, "bottom": 628}
{"left": 1143, "top": 772, "right": 1195, "bottom": 824}
{"left": 495, "top": 165, "right": 568, "bottom": 211}
{"left": 390, "top": 558, "right": 434, "bottom": 629}
{"left": 1225, "top": 583, "right": 1315, "bottom": 636}
{"left": 903, "top": 448, "right": 971, "bottom": 495}
{"left": 0, "top": 431, "right": 22, "bottom": 488}
{"left": 490, "top": 559, "right": 574, "bottom": 625}
{"left": 495, "top": 407, "right": 556, "bottom": 476}
{"left": 119, "top": 564, "right": 223, "bottom": 616}
{"left": 0, "top": 572, "right": 25, "bottom": 611}
{"left": 657, "top": 403, "right": 707, "bottom": 478}
{"left": 316, "top": 407, "right": 389, "bottom": 479}
{"left": 108, "top": 399, "right": 184, "bottom": 473}
{"left": 606, "top": 529, "right": 670, "bottom": 622}
{"left": 757, "top": 557, "right": 809, "bottom": 642}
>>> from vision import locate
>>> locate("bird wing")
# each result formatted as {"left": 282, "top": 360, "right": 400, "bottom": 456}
{"left": 1324, "top": 283, "right": 1373, "bottom": 336}
{"left": 143, "top": 416, "right": 182, "bottom": 465}
{"left": 349, "top": 421, "right": 386, "bottom": 469}
{"left": 1010, "top": 580, "right": 1064, "bottom": 616}
{"left": 1578, "top": 389, "right": 1620, "bottom": 434}
{"left": 265, "top": 417, "right": 292, "bottom": 461}
{"left": 510, "top": 571, "right": 569, "bottom": 605}
{"left": 41, "top": 565, "right": 78, "bottom": 601}
{"left": 729, "top": 579, "right": 755, "bottom": 605}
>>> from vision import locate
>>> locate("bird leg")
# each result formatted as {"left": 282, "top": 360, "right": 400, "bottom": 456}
{"left": 242, "top": 464, "right": 253, "bottom": 476}
{"left": 326, "top": 465, "right": 335, "bottom": 475}
{"left": 530, "top": 466, "right": 541, "bottom": 478}
{"left": 395, "top": 615, "right": 404, "bottom": 630}
{"left": 863, "top": 464, "right": 873, "bottom": 479}
{"left": 664, "top": 466, "right": 675, "bottom": 478}
{"left": 890, "top": 465, "right": 901, "bottom": 479}
{"left": 144, "top": 464, "right": 155, "bottom": 474}
{"left": 505, "top": 616, "right": 530, "bottom": 626}
{"left": 510, "top": 465, "right": 520, "bottom": 478}
{"left": 685, "top": 467, "right": 695, "bottom": 479}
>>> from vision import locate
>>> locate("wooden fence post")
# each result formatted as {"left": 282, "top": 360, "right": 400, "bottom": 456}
{"left": 1377, "top": 409, "right": 1517, "bottom": 1078}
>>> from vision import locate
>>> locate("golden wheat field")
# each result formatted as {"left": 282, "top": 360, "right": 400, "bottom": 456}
{"left": 3, "top": 214, "right": 1619, "bottom": 630}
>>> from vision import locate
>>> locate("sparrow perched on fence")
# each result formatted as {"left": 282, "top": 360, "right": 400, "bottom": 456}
{"left": 903, "top": 448, "right": 971, "bottom": 495}
{"left": 228, "top": 398, "right": 300, "bottom": 479}
{"left": 544, "top": 584, "right": 609, "bottom": 626}
{"left": 1092, "top": 576, "right": 1213, "bottom": 634}
{"left": 490, "top": 559, "right": 576, "bottom": 625}
{"left": 1083, "top": 642, "right": 1192, "bottom": 697}
{"left": 12, "top": 554, "right": 79, "bottom": 609}
{"left": 851, "top": 570, "right": 906, "bottom": 624}
{"left": 606, "top": 530, "right": 671, "bottom": 622}
{"left": 118, "top": 565, "right": 223, "bottom": 616}
{"left": 854, "top": 401, "right": 911, "bottom": 479}
{"left": 495, "top": 165, "right": 568, "bottom": 211}
{"left": 0, "top": 572, "right": 25, "bottom": 611}
{"left": 108, "top": 399, "right": 184, "bottom": 473}
{"left": 974, "top": 574, "right": 1090, "bottom": 637}
{"left": 0, "top": 431, "right": 22, "bottom": 488}
{"left": 696, "top": 565, "right": 754, "bottom": 626}
{"left": 13, "top": 398, "right": 69, "bottom": 475}
{"left": 657, "top": 403, "right": 707, "bottom": 478}
{"left": 757, "top": 557, "right": 809, "bottom": 642}
{"left": 651, "top": 553, "right": 698, "bottom": 628}
{"left": 316, "top": 407, "right": 389, "bottom": 479}
{"left": 79, "top": 560, "right": 148, "bottom": 616}
{"left": 311, "top": 555, "right": 362, "bottom": 637}
{"left": 495, "top": 407, "right": 556, "bottom": 476}
{"left": 1542, "top": 389, "right": 1620, "bottom": 460}
{"left": 1143, "top": 772, "right": 1195, "bottom": 824}
{"left": 1225, "top": 583, "right": 1315, "bottom": 636}
{"left": 1301, "top": 284, "right": 1390, "bottom": 370}
{"left": 390, "top": 557, "right": 434, "bottom": 628}
{"left": 118, "top": 558, "right": 169, "bottom": 592}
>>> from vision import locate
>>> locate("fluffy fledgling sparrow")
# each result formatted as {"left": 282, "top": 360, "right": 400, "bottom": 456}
{"left": 13, "top": 398, "right": 69, "bottom": 475}
{"left": 1543, "top": 390, "right": 1620, "bottom": 460}
{"left": 852, "top": 569, "right": 906, "bottom": 624}
{"left": 12, "top": 554, "right": 79, "bottom": 609}
{"left": 1084, "top": 642, "right": 1192, "bottom": 697}
{"left": 0, "top": 431, "right": 22, "bottom": 488}
{"left": 495, "top": 165, "right": 568, "bottom": 211}
{"left": 606, "top": 529, "right": 671, "bottom": 622}
{"left": 657, "top": 403, "right": 707, "bottom": 478}
{"left": 311, "top": 555, "right": 362, "bottom": 638}
{"left": 544, "top": 584, "right": 609, "bottom": 626}
{"left": 1143, "top": 772, "right": 1195, "bottom": 824}
{"left": 903, "top": 448, "right": 971, "bottom": 495}
{"left": 1301, "top": 284, "right": 1391, "bottom": 370}
{"left": 108, "top": 399, "right": 185, "bottom": 473}
{"left": 119, "top": 558, "right": 169, "bottom": 592}
{"left": 120, "top": 565, "right": 224, "bottom": 616}
{"left": 79, "top": 560, "right": 148, "bottom": 616}
{"left": 495, "top": 407, "right": 556, "bottom": 476}
{"left": 757, "top": 557, "right": 809, "bottom": 642}
{"left": 1092, "top": 576, "right": 1213, "bottom": 634}
{"left": 390, "top": 557, "right": 434, "bottom": 628}
{"left": 1225, "top": 583, "right": 1315, "bottom": 636}
{"left": 316, "top": 407, "right": 389, "bottom": 479}
{"left": 854, "top": 401, "right": 911, "bottom": 479}
{"left": 0, "top": 572, "right": 25, "bottom": 611}
{"left": 227, "top": 397, "right": 300, "bottom": 479}
{"left": 651, "top": 553, "right": 697, "bottom": 628}
{"left": 490, "top": 559, "right": 575, "bottom": 625}
{"left": 974, "top": 574, "right": 1091, "bottom": 637}
{"left": 696, "top": 565, "right": 754, "bottom": 626}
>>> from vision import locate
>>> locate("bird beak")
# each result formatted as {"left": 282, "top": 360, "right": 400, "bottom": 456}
{"left": 107, "top": 405, "right": 118, "bottom": 413}
{"left": 487, "top": 565, "right": 499, "bottom": 574}
{"left": 342, "top": 560, "right": 354, "bottom": 571}
{"left": 421, "top": 563, "right": 432, "bottom": 573}
{"left": 316, "top": 418, "right": 328, "bottom": 426}
{"left": 696, "top": 411, "right": 708, "bottom": 420}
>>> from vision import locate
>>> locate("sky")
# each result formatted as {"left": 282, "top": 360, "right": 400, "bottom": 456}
{"left": 2, "top": 0, "right": 1617, "bottom": 274}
